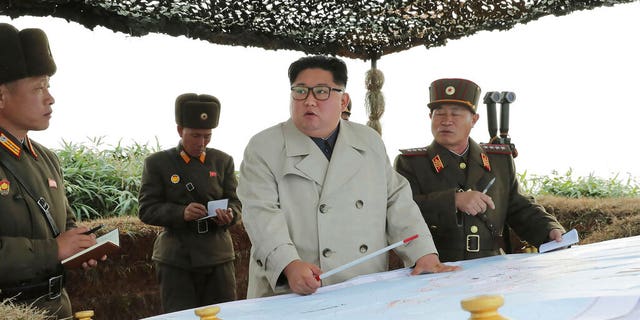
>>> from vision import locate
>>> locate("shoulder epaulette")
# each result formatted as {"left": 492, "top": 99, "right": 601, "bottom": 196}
{"left": 480, "top": 143, "right": 513, "bottom": 155}
{"left": 399, "top": 147, "right": 428, "bottom": 156}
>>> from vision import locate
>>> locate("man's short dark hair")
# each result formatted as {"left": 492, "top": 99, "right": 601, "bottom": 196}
{"left": 288, "top": 55, "right": 348, "bottom": 87}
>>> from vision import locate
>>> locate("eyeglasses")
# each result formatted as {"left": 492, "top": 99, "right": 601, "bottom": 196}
{"left": 290, "top": 85, "right": 343, "bottom": 101}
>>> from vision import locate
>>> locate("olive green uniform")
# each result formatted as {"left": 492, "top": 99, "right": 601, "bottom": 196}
{"left": 138, "top": 145, "right": 241, "bottom": 312}
{"left": 0, "top": 129, "right": 75, "bottom": 318}
{"left": 394, "top": 139, "right": 564, "bottom": 262}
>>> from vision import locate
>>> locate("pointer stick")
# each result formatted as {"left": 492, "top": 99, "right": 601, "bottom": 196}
{"left": 315, "top": 234, "right": 419, "bottom": 281}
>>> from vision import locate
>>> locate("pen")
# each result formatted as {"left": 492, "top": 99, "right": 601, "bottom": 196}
{"left": 477, "top": 178, "right": 498, "bottom": 236}
{"left": 83, "top": 224, "right": 103, "bottom": 235}
{"left": 315, "top": 234, "right": 419, "bottom": 281}
{"left": 481, "top": 177, "right": 496, "bottom": 194}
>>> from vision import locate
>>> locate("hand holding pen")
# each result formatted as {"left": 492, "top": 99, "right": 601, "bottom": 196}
{"left": 454, "top": 178, "right": 496, "bottom": 216}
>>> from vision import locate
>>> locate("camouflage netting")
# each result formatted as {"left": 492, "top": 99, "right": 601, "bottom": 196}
{"left": 1, "top": 0, "right": 637, "bottom": 60}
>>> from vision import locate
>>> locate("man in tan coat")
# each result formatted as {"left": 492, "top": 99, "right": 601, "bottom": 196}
{"left": 238, "top": 55, "right": 458, "bottom": 298}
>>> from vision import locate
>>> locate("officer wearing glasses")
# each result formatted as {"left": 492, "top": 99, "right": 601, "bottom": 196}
{"left": 238, "top": 55, "right": 459, "bottom": 298}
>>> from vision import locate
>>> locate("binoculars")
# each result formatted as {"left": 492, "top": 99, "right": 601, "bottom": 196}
{"left": 483, "top": 91, "right": 518, "bottom": 157}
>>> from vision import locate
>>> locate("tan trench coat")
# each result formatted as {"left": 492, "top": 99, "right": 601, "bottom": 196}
{"left": 238, "top": 119, "right": 437, "bottom": 298}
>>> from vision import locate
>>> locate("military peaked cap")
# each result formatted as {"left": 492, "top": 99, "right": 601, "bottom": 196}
{"left": 175, "top": 93, "right": 221, "bottom": 129}
{"left": 428, "top": 78, "right": 481, "bottom": 113}
{"left": 0, "top": 23, "right": 56, "bottom": 85}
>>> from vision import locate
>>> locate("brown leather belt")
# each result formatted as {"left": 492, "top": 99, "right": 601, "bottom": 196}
{"left": 0, "top": 274, "right": 64, "bottom": 301}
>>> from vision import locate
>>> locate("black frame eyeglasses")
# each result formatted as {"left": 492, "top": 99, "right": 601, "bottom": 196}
{"left": 290, "top": 85, "right": 344, "bottom": 101}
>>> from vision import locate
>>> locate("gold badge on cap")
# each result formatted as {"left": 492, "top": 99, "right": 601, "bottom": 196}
{"left": 200, "top": 113, "right": 208, "bottom": 120}
{"left": 0, "top": 179, "right": 10, "bottom": 196}
{"left": 445, "top": 86, "right": 456, "bottom": 95}
{"left": 170, "top": 174, "right": 180, "bottom": 184}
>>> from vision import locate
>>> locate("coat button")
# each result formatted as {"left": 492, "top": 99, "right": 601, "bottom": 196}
{"left": 355, "top": 200, "right": 364, "bottom": 209}
{"left": 319, "top": 204, "right": 328, "bottom": 213}
{"left": 256, "top": 259, "right": 263, "bottom": 267}
{"left": 470, "top": 225, "right": 479, "bottom": 233}
{"left": 322, "top": 248, "right": 333, "bottom": 258}
{"left": 359, "top": 245, "right": 368, "bottom": 253}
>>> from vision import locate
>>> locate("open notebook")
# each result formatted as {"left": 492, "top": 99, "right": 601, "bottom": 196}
{"left": 62, "top": 228, "right": 120, "bottom": 268}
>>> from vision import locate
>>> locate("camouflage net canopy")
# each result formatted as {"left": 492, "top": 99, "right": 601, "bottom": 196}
{"left": 1, "top": 0, "right": 637, "bottom": 60}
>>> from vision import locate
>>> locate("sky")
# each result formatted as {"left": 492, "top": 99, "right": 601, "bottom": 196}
{"left": 1, "top": 2, "right": 640, "bottom": 179}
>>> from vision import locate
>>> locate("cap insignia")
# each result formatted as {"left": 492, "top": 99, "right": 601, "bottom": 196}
{"left": 445, "top": 86, "right": 456, "bottom": 96}
{"left": 200, "top": 113, "right": 208, "bottom": 120}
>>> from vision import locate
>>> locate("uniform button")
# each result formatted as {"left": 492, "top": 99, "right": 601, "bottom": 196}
{"left": 256, "top": 259, "right": 263, "bottom": 267}
{"left": 459, "top": 162, "right": 467, "bottom": 169}
{"left": 319, "top": 204, "right": 328, "bottom": 213}
{"left": 355, "top": 200, "right": 364, "bottom": 209}
{"left": 470, "top": 225, "right": 478, "bottom": 233}
{"left": 359, "top": 245, "right": 368, "bottom": 253}
{"left": 322, "top": 248, "right": 333, "bottom": 258}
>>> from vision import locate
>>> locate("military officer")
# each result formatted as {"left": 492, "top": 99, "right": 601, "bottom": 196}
{"left": 138, "top": 93, "right": 241, "bottom": 313}
{"left": 0, "top": 23, "right": 102, "bottom": 318}
{"left": 394, "top": 78, "right": 565, "bottom": 262}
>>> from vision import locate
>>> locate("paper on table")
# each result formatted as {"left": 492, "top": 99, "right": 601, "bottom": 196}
{"left": 539, "top": 228, "right": 579, "bottom": 253}
{"left": 198, "top": 199, "right": 228, "bottom": 221}
{"left": 62, "top": 228, "right": 120, "bottom": 268}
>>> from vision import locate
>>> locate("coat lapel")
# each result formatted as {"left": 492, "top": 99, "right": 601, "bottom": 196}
{"left": 466, "top": 139, "right": 495, "bottom": 191}
{"left": 321, "top": 121, "right": 366, "bottom": 198}
{"left": 282, "top": 119, "right": 328, "bottom": 186}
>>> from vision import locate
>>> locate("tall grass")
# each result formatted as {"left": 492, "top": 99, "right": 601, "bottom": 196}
{"left": 56, "top": 137, "right": 160, "bottom": 221}
{"left": 518, "top": 169, "right": 640, "bottom": 198}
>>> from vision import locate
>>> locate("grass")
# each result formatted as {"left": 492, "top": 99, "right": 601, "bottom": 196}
{"left": 0, "top": 298, "right": 49, "bottom": 320}
{"left": 518, "top": 169, "right": 640, "bottom": 198}
{"left": 56, "top": 137, "right": 160, "bottom": 221}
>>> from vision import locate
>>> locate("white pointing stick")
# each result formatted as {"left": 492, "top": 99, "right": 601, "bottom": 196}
{"left": 315, "top": 234, "right": 419, "bottom": 281}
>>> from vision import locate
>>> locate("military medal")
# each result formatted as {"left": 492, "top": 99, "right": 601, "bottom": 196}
{"left": 209, "top": 171, "right": 217, "bottom": 177}
{"left": 170, "top": 174, "right": 180, "bottom": 184}
{"left": 432, "top": 154, "right": 444, "bottom": 173}
{"left": 0, "top": 179, "right": 10, "bottom": 196}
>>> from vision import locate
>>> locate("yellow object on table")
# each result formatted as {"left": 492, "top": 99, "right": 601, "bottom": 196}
{"left": 461, "top": 295, "right": 509, "bottom": 319}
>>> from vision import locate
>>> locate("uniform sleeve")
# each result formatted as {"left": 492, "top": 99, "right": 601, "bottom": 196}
{"left": 503, "top": 157, "right": 566, "bottom": 246}
{"left": 138, "top": 155, "right": 187, "bottom": 228}
{"left": 386, "top": 151, "right": 438, "bottom": 265}
{"left": 237, "top": 138, "right": 299, "bottom": 290}
{"left": 222, "top": 155, "right": 241, "bottom": 226}
{"left": 393, "top": 154, "right": 460, "bottom": 230}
